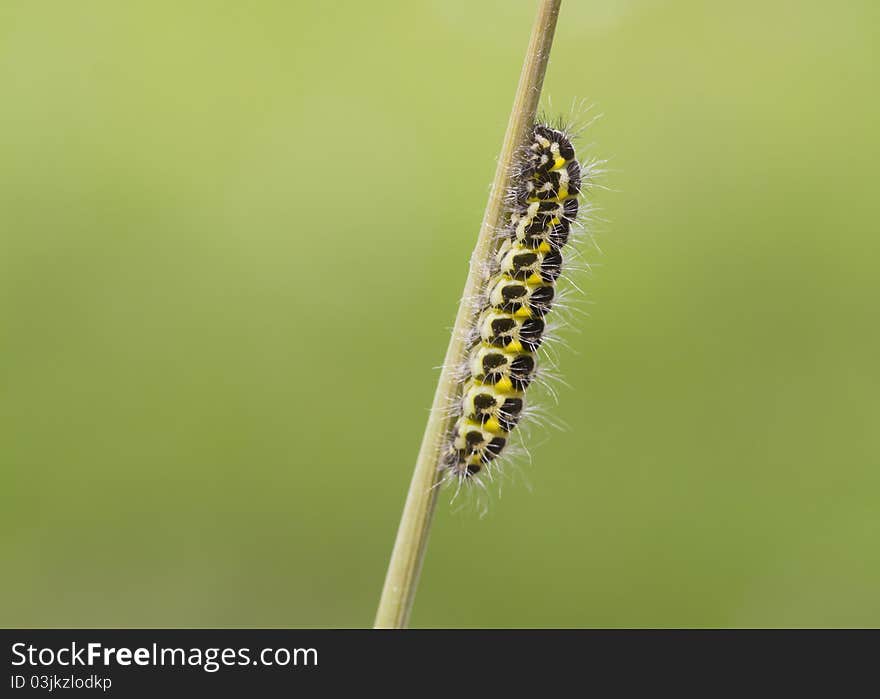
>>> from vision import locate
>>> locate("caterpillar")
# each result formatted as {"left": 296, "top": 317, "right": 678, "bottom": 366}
{"left": 443, "top": 122, "right": 587, "bottom": 489}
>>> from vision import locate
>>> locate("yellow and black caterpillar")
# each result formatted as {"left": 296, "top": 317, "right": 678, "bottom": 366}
{"left": 445, "top": 123, "right": 584, "bottom": 484}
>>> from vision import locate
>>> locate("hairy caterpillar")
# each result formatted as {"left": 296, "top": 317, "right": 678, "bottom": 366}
{"left": 442, "top": 123, "right": 588, "bottom": 489}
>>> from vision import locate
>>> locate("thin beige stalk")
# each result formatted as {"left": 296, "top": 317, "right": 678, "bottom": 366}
{"left": 373, "top": 0, "right": 562, "bottom": 630}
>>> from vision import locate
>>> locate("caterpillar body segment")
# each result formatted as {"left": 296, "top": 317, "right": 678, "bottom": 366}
{"left": 487, "top": 275, "right": 555, "bottom": 318}
{"left": 477, "top": 310, "right": 546, "bottom": 353}
{"left": 452, "top": 420, "right": 507, "bottom": 474}
{"left": 461, "top": 381, "right": 525, "bottom": 433}
{"left": 496, "top": 239, "right": 563, "bottom": 284}
{"left": 467, "top": 345, "right": 536, "bottom": 393}
{"left": 444, "top": 123, "right": 584, "bottom": 483}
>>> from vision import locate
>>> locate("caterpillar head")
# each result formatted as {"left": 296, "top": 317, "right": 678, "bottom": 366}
{"left": 524, "top": 125, "right": 577, "bottom": 175}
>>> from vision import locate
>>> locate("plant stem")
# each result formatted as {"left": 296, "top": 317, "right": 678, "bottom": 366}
{"left": 373, "top": 0, "right": 562, "bottom": 630}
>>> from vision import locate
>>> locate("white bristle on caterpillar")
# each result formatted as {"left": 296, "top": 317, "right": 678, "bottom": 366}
{"left": 440, "top": 120, "right": 596, "bottom": 497}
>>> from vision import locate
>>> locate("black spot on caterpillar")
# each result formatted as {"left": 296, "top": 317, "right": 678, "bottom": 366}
{"left": 443, "top": 122, "right": 588, "bottom": 489}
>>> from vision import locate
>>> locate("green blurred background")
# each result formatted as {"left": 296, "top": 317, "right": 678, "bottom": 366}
{"left": 2, "top": 0, "right": 878, "bottom": 628}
